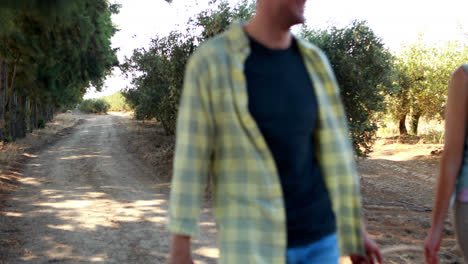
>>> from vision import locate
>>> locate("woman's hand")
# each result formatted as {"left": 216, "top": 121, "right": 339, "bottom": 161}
{"left": 424, "top": 226, "right": 443, "bottom": 264}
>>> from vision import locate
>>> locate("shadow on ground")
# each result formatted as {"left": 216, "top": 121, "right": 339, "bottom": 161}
{"left": 0, "top": 114, "right": 217, "bottom": 264}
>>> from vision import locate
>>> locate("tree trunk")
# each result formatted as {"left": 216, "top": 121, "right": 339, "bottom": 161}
{"left": 10, "top": 89, "right": 17, "bottom": 141}
{"left": 39, "top": 104, "right": 44, "bottom": 123}
{"left": 410, "top": 111, "right": 422, "bottom": 136}
{"left": 18, "top": 94, "right": 27, "bottom": 138}
{"left": 25, "top": 97, "right": 30, "bottom": 133}
{"left": 399, "top": 114, "right": 408, "bottom": 135}
{"left": 40, "top": 104, "right": 47, "bottom": 125}
{"left": 49, "top": 108, "right": 54, "bottom": 121}
{"left": 7, "top": 60, "right": 18, "bottom": 142}
{"left": 0, "top": 60, "right": 6, "bottom": 141}
{"left": 27, "top": 97, "right": 33, "bottom": 133}
{"left": 33, "top": 101, "right": 38, "bottom": 130}
{"left": 46, "top": 107, "right": 52, "bottom": 122}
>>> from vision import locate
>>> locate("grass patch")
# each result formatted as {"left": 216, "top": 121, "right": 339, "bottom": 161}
{"left": 421, "top": 129, "right": 445, "bottom": 144}
{"left": 377, "top": 118, "right": 445, "bottom": 144}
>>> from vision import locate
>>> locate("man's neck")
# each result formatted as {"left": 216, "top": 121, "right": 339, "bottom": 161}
{"left": 244, "top": 14, "right": 292, "bottom": 50}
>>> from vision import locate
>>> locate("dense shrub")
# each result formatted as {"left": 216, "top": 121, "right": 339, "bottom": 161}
{"left": 121, "top": 0, "right": 255, "bottom": 135}
{"left": 79, "top": 99, "right": 109, "bottom": 114}
{"left": 101, "top": 92, "right": 131, "bottom": 112}
{"left": 301, "top": 21, "right": 396, "bottom": 156}
{"left": 37, "top": 118, "right": 45, "bottom": 129}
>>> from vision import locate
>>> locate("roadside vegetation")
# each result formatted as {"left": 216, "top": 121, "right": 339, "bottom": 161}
{"left": 101, "top": 92, "right": 132, "bottom": 112}
{"left": 78, "top": 99, "right": 110, "bottom": 114}
{"left": 119, "top": 117, "right": 174, "bottom": 180}
{"left": 120, "top": 0, "right": 468, "bottom": 156}
{"left": 0, "top": 1, "right": 118, "bottom": 142}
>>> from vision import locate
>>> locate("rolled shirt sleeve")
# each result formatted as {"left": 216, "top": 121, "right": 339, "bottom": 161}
{"left": 168, "top": 53, "right": 214, "bottom": 237}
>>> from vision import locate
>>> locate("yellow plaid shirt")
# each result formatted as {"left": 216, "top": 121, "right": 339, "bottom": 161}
{"left": 168, "top": 22, "right": 365, "bottom": 263}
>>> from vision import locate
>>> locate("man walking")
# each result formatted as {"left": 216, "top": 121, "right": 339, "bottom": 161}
{"left": 168, "top": 0, "right": 383, "bottom": 263}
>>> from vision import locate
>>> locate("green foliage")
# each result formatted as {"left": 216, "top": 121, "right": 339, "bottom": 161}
{"left": 422, "top": 129, "right": 444, "bottom": 144}
{"left": 3, "top": 1, "right": 119, "bottom": 101}
{"left": 0, "top": 0, "right": 119, "bottom": 141}
{"left": 101, "top": 92, "right": 131, "bottom": 111}
{"left": 190, "top": 0, "right": 255, "bottom": 41}
{"left": 121, "top": 31, "right": 195, "bottom": 134}
{"left": 37, "top": 117, "right": 45, "bottom": 129}
{"left": 388, "top": 37, "right": 468, "bottom": 135}
{"left": 121, "top": 0, "right": 255, "bottom": 135}
{"left": 79, "top": 99, "right": 109, "bottom": 114}
{"left": 25, "top": 110, "right": 31, "bottom": 131}
{"left": 301, "top": 21, "right": 396, "bottom": 156}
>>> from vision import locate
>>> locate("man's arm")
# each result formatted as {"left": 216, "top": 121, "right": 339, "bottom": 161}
{"left": 168, "top": 234, "right": 193, "bottom": 264}
{"left": 349, "top": 225, "right": 383, "bottom": 264}
{"left": 167, "top": 51, "right": 214, "bottom": 261}
{"left": 313, "top": 45, "right": 382, "bottom": 261}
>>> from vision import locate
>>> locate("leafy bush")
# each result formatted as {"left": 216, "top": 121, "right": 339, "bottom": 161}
{"left": 120, "top": 0, "right": 255, "bottom": 135}
{"left": 301, "top": 21, "right": 396, "bottom": 157}
{"left": 79, "top": 99, "right": 109, "bottom": 114}
{"left": 37, "top": 117, "right": 45, "bottom": 129}
{"left": 422, "top": 130, "right": 445, "bottom": 144}
{"left": 101, "top": 92, "right": 131, "bottom": 112}
{"left": 121, "top": 32, "right": 194, "bottom": 134}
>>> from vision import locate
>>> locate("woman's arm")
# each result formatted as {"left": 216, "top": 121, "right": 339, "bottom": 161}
{"left": 425, "top": 66, "right": 468, "bottom": 264}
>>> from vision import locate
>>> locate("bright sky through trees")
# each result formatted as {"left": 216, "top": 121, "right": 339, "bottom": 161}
{"left": 85, "top": 0, "right": 468, "bottom": 99}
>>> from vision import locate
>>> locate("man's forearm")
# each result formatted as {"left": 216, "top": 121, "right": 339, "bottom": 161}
{"left": 168, "top": 234, "right": 193, "bottom": 264}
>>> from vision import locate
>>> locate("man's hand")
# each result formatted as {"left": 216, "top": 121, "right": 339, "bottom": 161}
{"left": 349, "top": 230, "right": 383, "bottom": 264}
{"left": 424, "top": 227, "right": 443, "bottom": 264}
{"left": 168, "top": 234, "right": 194, "bottom": 264}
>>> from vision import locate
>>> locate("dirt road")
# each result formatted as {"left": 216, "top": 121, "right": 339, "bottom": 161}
{"left": 359, "top": 141, "right": 463, "bottom": 263}
{"left": 0, "top": 114, "right": 217, "bottom": 264}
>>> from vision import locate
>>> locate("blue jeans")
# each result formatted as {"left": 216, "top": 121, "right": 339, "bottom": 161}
{"left": 286, "top": 233, "right": 339, "bottom": 264}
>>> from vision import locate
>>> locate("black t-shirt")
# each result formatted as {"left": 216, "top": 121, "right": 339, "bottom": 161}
{"left": 244, "top": 36, "right": 336, "bottom": 247}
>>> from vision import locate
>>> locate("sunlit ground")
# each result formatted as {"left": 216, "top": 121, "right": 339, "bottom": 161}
{"left": 0, "top": 114, "right": 217, "bottom": 263}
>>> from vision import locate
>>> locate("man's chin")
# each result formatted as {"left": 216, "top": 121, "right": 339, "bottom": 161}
{"left": 297, "top": 16, "right": 305, "bottom": 24}
{"left": 281, "top": 11, "right": 306, "bottom": 28}
{"left": 289, "top": 16, "right": 305, "bottom": 26}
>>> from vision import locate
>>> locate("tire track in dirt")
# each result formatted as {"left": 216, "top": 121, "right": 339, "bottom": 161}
{"left": 358, "top": 147, "right": 463, "bottom": 264}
